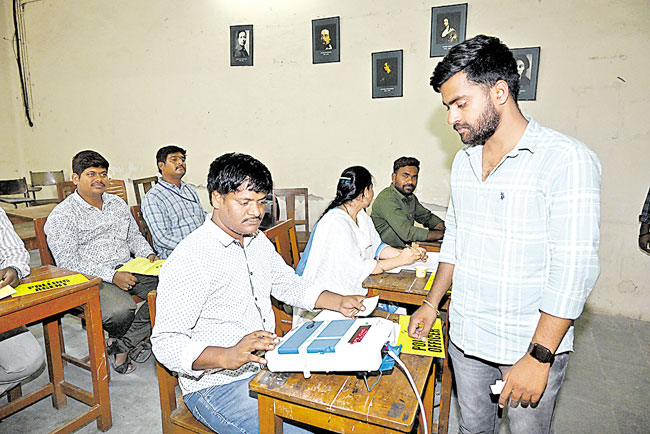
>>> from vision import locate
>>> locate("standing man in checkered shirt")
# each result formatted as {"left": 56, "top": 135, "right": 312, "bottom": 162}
{"left": 638, "top": 187, "right": 650, "bottom": 253}
{"left": 408, "top": 35, "right": 601, "bottom": 434}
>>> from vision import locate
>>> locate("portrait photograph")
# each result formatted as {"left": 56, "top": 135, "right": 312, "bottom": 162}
{"left": 372, "top": 50, "right": 403, "bottom": 99}
{"left": 230, "top": 24, "right": 253, "bottom": 67}
{"left": 430, "top": 3, "right": 467, "bottom": 57}
{"left": 510, "top": 46, "right": 540, "bottom": 100}
{"left": 312, "top": 17, "right": 340, "bottom": 64}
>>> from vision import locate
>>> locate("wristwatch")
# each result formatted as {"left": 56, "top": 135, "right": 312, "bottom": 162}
{"left": 527, "top": 342, "right": 554, "bottom": 364}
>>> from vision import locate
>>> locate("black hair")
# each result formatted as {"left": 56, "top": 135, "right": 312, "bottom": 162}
{"left": 156, "top": 145, "right": 186, "bottom": 174}
{"left": 321, "top": 166, "right": 373, "bottom": 219}
{"left": 430, "top": 35, "right": 520, "bottom": 102}
{"left": 207, "top": 152, "right": 272, "bottom": 206}
{"left": 393, "top": 157, "right": 420, "bottom": 173}
{"left": 72, "top": 150, "right": 109, "bottom": 176}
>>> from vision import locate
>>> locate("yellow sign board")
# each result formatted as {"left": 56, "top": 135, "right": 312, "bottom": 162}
{"left": 396, "top": 315, "right": 445, "bottom": 358}
{"left": 117, "top": 257, "right": 165, "bottom": 276}
{"left": 12, "top": 274, "right": 89, "bottom": 297}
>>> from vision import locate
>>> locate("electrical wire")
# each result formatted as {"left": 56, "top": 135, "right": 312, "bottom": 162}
{"left": 387, "top": 349, "right": 428, "bottom": 434}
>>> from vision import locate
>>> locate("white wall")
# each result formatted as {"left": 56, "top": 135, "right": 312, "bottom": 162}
{"left": 1, "top": 0, "right": 648, "bottom": 320}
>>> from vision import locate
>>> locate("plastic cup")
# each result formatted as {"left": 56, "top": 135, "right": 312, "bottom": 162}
{"left": 415, "top": 265, "right": 427, "bottom": 278}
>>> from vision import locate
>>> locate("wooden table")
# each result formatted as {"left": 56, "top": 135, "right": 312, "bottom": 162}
{"left": 5, "top": 203, "right": 57, "bottom": 250}
{"left": 415, "top": 241, "right": 441, "bottom": 253}
{"left": 250, "top": 349, "right": 435, "bottom": 433}
{"left": 0, "top": 265, "right": 111, "bottom": 433}
{"left": 363, "top": 270, "right": 452, "bottom": 434}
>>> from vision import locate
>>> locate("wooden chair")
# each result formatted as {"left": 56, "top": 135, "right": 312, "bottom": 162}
{"left": 132, "top": 176, "right": 158, "bottom": 206}
{"left": 0, "top": 178, "right": 36, "bottom": 208}
{"left": 264, "top": 219, "right": 301, "bottom": 336}
{"left": 130, "top": 205, "right": 153, "bottom": 246}
{"left": 271, "top": 188, "right": 310, "bottom": 252}
{"left": 32, "top": 217, "right": 110, "bottom": 379}
{"left": 28, "top": 170, "right": 64, "bottom": 205}
{"left": 57, "top": 179, "right": 128, "bottom": 202}
{"left": 148, "top": 290, "right": 215, "bottom": 434}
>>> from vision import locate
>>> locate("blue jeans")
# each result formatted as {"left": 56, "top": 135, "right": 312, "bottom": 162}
{"left": 184, "top": 374, "right": 313, "bottom": 434}
{"left": 448, "top": 340, "right": 569, "bottom": 434}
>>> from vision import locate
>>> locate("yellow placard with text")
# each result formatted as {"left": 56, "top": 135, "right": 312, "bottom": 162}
{"left": 11, "top": 274, "right": 89, "bottom": 297}
{"left": 117, "top": 257, "right": 165, "bottom": 276}
{"left": 396, "top": 315, "right": 445, "bottom": 358}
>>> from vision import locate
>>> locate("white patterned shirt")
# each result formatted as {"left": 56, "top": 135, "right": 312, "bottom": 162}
{"left": 0, "top": 208, "right": 30, "bottom": 279}
{"left": 151, "top": 218, "right": 323, "bottom": 395}
{"left": 440, "top": 116, "right": 601, "bottom": 364}
{"left": 44, "top": 191, "right": 154, "bottom": 283}
{"left": 141, "top": 179, "right": 207, "bottom": 259}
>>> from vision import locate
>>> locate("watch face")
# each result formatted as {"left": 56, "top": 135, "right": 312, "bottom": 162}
{"left": 529, "top": 343, "right": 554, "bottom": 363}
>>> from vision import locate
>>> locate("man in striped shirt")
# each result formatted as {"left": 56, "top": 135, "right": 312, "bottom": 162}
{"left": 408, "top": 35, "right": 601, "bottom": 434}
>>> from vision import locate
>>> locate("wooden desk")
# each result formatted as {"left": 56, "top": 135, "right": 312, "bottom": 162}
{"left": 0, "top": 265, "right": 111, "bottom": 433}
{"left": 363, "top": 271, "right": 452, "bottom": 434}
{"left": 415, "top": 241, "right": 441, "bottom": 253}
{"left": 250, "top": 351, "right": 435, "bottom": 433}
{"left": 5, "top": 203, "right": 57, "bottom": 250}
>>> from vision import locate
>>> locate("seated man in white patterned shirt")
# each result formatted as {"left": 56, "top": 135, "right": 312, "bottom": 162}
{"left": 142, "top": 145, "right": 207, "bottom": 259}
{"left": 151, "top": 152, "right": 366, "bottom": 434}
{"left": 45, "top": 150, "right": 160, "bottom": 375}
{"left": 0, "top": 208, "right": 44, "bottom": 395}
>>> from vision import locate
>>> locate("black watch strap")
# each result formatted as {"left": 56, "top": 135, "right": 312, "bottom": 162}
{"left": 527, "top": 342, "right": 554, "bottom": 364}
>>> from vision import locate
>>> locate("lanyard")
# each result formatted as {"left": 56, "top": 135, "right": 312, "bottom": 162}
{"left": 159, "top": 182, "right": 200, "bottom": 204}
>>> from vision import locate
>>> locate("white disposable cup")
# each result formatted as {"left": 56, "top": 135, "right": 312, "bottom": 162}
{"left": 415, "top": 265, "right": 427, "bottom": 278}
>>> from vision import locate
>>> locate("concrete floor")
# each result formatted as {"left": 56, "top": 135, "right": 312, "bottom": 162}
{"left": 1, "top": 252, "right": 648, "bottom": 433}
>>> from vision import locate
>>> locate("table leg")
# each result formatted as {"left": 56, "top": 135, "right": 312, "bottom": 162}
{"left": 84, "top": 290, "right": 112, "bottom": 431}
{"left": 43, "top": 317, "right": 67, "bottom": 408}
{"left": 423, "top": 363, "right": 435, "bottom": 434}
{"left": 437, "top": 314, "right": 452, "bottom": 434}
{"left": 258, "top": 394, "right": 283, "bottom": 434}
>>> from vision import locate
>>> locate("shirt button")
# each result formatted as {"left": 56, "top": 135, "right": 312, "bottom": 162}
{"left": 250, "top": 272, "right": 253, "bottom": 276}
{"left": 254, "top": 297, "right": 258, "bottom": 301}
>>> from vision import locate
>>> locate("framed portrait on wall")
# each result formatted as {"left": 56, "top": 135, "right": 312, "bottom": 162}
{"left": 510, "top": 47, "right": 540, "bottom": 101}
{"left": 230, "top": 24, "right": 253, "bottom": 66}
{"left": 430, "top": 4, "right": 467, "bottom": 57}
{"left": 312, "top": 17, "right": 340, "bottom": 64}
{"left": 372, "top": 50, "right": 403, "bottom": 99}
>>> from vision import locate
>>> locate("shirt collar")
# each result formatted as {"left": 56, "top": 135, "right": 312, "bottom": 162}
{"left": 71, "top": 190, "right": 109, "bottom": 210}
{"left": 463, "top": 115, "right": 540, "bottom": 158}
{"left": 158, "top": 178, "right": 186, "bottom": 191}
{"left": 390, "top": 183, "right": 414, "bottom": 202}
{"left": 206, "top": 218, "right": 260, "bottom": 248}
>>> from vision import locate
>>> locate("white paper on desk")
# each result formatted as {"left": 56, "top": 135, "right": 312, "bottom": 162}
{"left": 0, "top": 285, "right": 17, "bottom": 299}
{"left": 313, "top": 295, "right": 379, "bottom": 321}
{"left": 386, "top": 252, "right": 440, "bottom": 274}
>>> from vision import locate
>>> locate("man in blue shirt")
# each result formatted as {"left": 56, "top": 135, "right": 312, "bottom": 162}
{"left": 142, "top": 145, "right": 207, "bottom": 259}
{"left": 408, "top": 35, "right": 600, "bottom": 434}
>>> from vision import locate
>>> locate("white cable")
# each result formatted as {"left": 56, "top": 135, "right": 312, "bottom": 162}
{"left": 387, "top": 349, "right": 428, "bottom": 434}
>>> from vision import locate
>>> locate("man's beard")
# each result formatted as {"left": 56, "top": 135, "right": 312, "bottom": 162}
{"left": 455, "top": 100, "right": 500, "bottom": 146}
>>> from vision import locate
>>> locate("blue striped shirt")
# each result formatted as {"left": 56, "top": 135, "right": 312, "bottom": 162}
{"left": 141, "top": 179, "right": 207, "bottom": 259}
{"left": 440, "top": 117, "right": 601, "bottom": 364}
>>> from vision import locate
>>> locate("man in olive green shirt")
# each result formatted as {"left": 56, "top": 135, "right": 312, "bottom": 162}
{"left": 371, "top": 157, "right": 445, "bottom": 248}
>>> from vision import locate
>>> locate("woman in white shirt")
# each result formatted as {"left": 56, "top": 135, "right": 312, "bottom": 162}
{"left": 294, "top": 166, "right": 426, "bottom": 324}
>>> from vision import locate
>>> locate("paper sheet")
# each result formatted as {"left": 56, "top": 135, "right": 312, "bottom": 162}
{"left": 117, "top": 257, "right": 166, "bottom": 276}
{"left": 396, "top": 315, "right": 445, "bottom": 358}
{"left": 11, "top": 274, "right": 89, "bottom": 297}
{"left": 0, "top": 284, "right": 17, "bottom": 299}
{"left": 386, "top": 251, "right": 439, "bottom": 274}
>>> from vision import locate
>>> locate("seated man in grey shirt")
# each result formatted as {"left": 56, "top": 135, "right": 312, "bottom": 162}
{"left": 0, "top": 208, "right": 44, "bottom": 395}
{"left": 45, "top": 150, "right": 159, "bottom": 374}
{"left": 152, "top": 152, "right": 366, "bottom": 434}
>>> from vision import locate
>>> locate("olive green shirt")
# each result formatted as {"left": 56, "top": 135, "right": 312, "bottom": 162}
{"left": 370, "top": 184, "right": 443, "bottom": 248}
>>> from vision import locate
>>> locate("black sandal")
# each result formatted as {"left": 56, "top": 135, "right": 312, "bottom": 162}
{"left": 107, "top": 340, "right": 136, "bottom": 374}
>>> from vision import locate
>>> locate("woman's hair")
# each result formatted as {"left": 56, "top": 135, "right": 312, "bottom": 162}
{"left": 320, "top": 166, "right": 373, "bottom": 219}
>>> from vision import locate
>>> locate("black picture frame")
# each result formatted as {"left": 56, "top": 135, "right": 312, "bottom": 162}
{"left": 372, "top": 50, "right": 403, "bottom": 99}
{"left": 230, "top": 24, "right": 253, "bottom": 67}
{"left": 430, "top": 4, "right": 467, "bottom": 57}
{"left": 312, "top": 17, "right": 340, "bottom": 64}
{"left": 510, "top": 47, "right": 540, "bottom": 101}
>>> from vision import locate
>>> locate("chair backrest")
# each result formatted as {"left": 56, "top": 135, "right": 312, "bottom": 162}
{"left": 33, "top": 217, "right": 55, "bottom": 266}
{"left": 132, "top": 176, "right": 158, "bottom": 206}
{"left": 0, "top": 178, "right": 29, "bottom": 196}
{"left": 272, "top": 188, "right": 309, "bottom": 232}
{"left": 106, "top": 179, "right": 128, "bottom": 202}
{"left": 29, "top": 170, "right": 65, "bottom": 187}
{"left": 130, "top": 205, "right": 153, "bottom": 246}
{"left": 57, "top": 179, "right": 128, "bottom": 203}
{"left": 56, "top": 180, "right": 76, "bottom": 201}
{"left": 264, "top": 219, "right": 300, "bottom": 269}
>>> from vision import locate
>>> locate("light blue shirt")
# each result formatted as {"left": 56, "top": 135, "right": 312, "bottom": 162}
{"left": 141, "top": 179, "right": 207, "bottom": 259}
{"left": 440, "top": 116, "right": 601, "bottom": 364}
